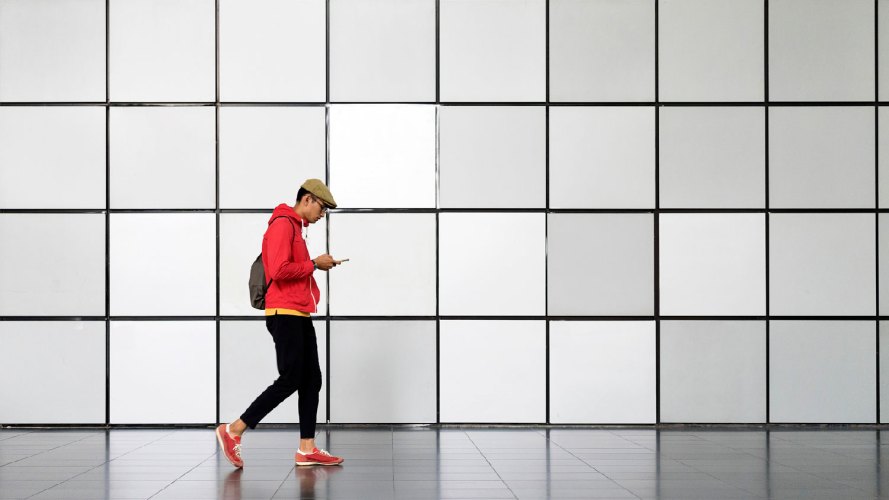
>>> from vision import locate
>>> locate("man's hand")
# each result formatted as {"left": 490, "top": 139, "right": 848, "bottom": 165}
{"left": 312, "top": 254, "right": 339, "bottom": 271}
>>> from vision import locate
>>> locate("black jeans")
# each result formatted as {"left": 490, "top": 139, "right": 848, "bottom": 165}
{"left": 240, "top": 315, "right": 322, "bottom": 439}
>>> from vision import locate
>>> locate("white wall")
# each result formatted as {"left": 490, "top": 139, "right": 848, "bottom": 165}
{"left": 0, "top": 0, "right": 883, "bottom": 425}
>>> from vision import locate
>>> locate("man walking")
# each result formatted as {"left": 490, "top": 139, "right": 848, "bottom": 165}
{"left": 216, "top": 179, "right": 344, "bottom": 468}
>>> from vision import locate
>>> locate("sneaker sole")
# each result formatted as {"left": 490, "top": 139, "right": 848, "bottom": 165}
{"left": 295, "top": 459, "right": 343, "bottom": 466}
{"left": 215, "top": 427, "right": 243, "bottom": 468}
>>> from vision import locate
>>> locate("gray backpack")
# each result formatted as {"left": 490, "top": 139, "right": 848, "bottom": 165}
{"left": 249, "top": 216, "right": 296, "bottom": 309}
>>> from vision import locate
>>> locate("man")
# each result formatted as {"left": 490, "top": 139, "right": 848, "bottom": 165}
{"left": 216, "top": 179, "right": 344, "bottom": 468}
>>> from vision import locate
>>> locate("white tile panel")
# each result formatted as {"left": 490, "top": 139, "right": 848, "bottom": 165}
{"left": 440, "top": 0, "right": 545, "bottom": 101}
{"left": 882, "top": 321, "right": 889, "bottom": 423}
{"left": 549, "top": 0, "right": 654, "bottom": 102}
{"left": 769, "top": 214, "right": 876, "bottom": 316}
{"left": 439, "top": 213, "right": 545, "bottom": 316}
{"left": 329, "top": 105, "right": 436, "bottom": 209}
{"left": 659, "top": 107, "right": 765, "bottom": 209}
{"left": 770, "top": 321, "right": 875, "bottom": 423}
{"left": 110, "top": 107, "right": 215, "bottom": 209}
{"left": 110, "top": 321, "right": 216, "bottom": 424}
{"left": 882, "top": 215, "right": 889, "bottom": 316}
{"left": 219, "top": 107, "right": 326, "bottom": 210}
{"left": 440, "top": 320, "right": 545, "bottom": 423}
{"left": 330, "top": 321, "right": 436, "bottom": 423}
{"left": 549, "top": 107, "right": 655, "bottom": 209}
{"left": 219, "top": 0, "right": 325, "bottom": 102}
{"left": 659, "top": 214, "right": 766, "bottom": 316}
{"left": 769, "top": 107, "right": 874, "bottom": 209}
{"left": 879, "top": 107, "right": 889, "bottom": 208}
{"left": 110, "top": 214, "right": 216, "bottom": 316}
{"left": 0, "top": 321, "right": 105, "bottom": 423}
{"left": 769, "top": 0, "right": 874, "bottom": 101}
{"left": 659, "top": 0, "right": 764, "bottom": 101}
{"left": 0, "top": 0, "right": 105, "bottom": 101}
{"left": 0, "top": 107, "right": 105, "bottom": 209}
{"left": 548, "top": 214, "right": 654, "bottom": 316}
{"left": 329, "top": 0, "right": 435, "bottom": 102}
{"left": 880, "top": 0, "right": 889, "bottom": 101}
{"left": 550, "top": 321, "right": 656, "bottom": 423}
{"left": 328, "top": 214, "right": 436, "bottom": 316}
{"left": 439, "top": 106, "right": 546, "bottom": 208}
{"left": 109, "top": 0, "right": 215, "bottom": 102}
{"left": 660, "top": 321, "right": 766, "bottom": 423}
{"left": 0, "top": 214, "right": 105, "bottom": 316}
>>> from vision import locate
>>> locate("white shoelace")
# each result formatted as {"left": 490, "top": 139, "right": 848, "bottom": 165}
{"left": 315, "top": 448, "right": 331, "bottom": 456}
{"left": 224, "top": 425, "right": 242, "bottom": 460}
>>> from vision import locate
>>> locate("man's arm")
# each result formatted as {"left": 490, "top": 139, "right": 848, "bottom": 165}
{"left": 266, "top": 220, "right": 314, "bottom": 280}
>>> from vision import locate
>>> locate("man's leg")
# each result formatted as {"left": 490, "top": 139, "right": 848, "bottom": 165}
{"left": 228, "top": 419, "right": 247, "bottom": 436}
{"left": 238, "top": 315, "right": 304, "bottom": 429}
{"left": 293, "top": 323, "right": 342, "bottom": 465}
{"left": 217, "top": 315, "right": 303, "bottom": 467}
{"left": 297, "top": 322, "right": 322, "bottom": 450}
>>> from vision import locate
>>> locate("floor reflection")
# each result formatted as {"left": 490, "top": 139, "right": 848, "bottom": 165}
{"left": 222, "top": 468, "right": 242, "bottom": 500}
{"left": 0, "top": 427, "right": 887, "bottom": 499}
{"left": 297, "top": 464, "right": 343, "bottom": 499}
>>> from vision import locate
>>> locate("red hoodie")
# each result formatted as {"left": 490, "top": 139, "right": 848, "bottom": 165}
{"left": 262, "top": 204, "right": 320, "bottom": 313}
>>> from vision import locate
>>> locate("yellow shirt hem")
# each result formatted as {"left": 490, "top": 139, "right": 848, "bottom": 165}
{"left": 265, "top": 308, "right": 311, "bottom": 317}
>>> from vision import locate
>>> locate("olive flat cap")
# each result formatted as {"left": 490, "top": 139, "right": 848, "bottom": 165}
{"left": 301, "top": 178, "right": 337, "bottom": 208}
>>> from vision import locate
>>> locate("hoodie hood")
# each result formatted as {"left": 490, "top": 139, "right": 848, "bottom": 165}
{"left": 269, "top": 203, "right": 309, "bottom": 228}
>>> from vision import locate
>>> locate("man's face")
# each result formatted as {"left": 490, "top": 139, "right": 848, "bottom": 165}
{"left": 305, "top": 194, "right": 328, "bottom": 223}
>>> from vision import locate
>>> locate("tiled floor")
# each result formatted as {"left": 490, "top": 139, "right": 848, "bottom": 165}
{"left": 0, "top": 427, "right": 888, "bottom": 499}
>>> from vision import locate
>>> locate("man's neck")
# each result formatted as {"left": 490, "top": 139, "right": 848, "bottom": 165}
{"left": 292, "top": 205, "right": 310, "bottom": 224}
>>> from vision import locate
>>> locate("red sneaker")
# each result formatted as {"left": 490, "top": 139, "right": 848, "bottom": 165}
{"left": 215, "top": 424, "right": 243, "bottom": 468}
{"left": 295, "top": 448, "right": 344, "bottom": 466}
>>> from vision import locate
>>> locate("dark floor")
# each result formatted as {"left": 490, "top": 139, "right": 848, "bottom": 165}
{"left": 0, "top": 427, "right": 888, "bottom": 499}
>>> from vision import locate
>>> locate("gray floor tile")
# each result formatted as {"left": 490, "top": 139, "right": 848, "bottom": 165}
{"left": 512, "top": 488, "right": 637, "bottom": 499}
{"left": 151, "top": 479, "right": 282, "bottom": 500}
{"left": 504, "top": 479, "right": 625, "bottom": 489}
{"left": 495, "top": 470, "right": 607, "bottom": 481}
{"left": 2, "top": 427, "right": 889, "bottom": 499}
{"left": 179, "top": 465, "right": 294, "bottom": 481}
{"left": 0, "top": 481, "right": 62, "bottom": 500}
{"left": 437, "top": 490, "right": 516, "bottom": 499}
{"left": 28, "top": 480, "right": 170, "bottom": 499}
{"left": 0, "top": 465, "right": 93, "bottom": 481}
{"left": 395, "top": 480, "right": 508, "bottom": 490}
{"left": 395, "top": 471, "right": 502, "bottom": 481}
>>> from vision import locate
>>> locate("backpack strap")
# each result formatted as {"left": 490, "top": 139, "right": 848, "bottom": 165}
{"left": 266, "top": 216, "right": 298, "bottom": 289}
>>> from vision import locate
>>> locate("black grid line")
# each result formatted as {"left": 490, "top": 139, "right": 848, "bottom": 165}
{"left": 763, "top": 0, "right": 772, "bottom": 423}
{"left": 764, "top": 0, "right": 771, "bottom": 425}
{"left": 213, "top": 0, "right": 221, "bottom": 426}
{"left": 325, "top": 0, "right": 332, "bottom": 425}
{"left": 8, "top": 100, "right": 889, "bottom": 107}
{"left": 4, "top": 208, "right": 887, "bottom": 215}
{"left": 876, "top": 0, "right": 881, "bottom": 424}
{"left": 4, "top": 315, "right": 884, "bottom": 322}
{"left": 435, "top": 0, "right": 441, "bottom": 426}
{"left": 434, "top": 110, "right": 441, "bottom": 425}
{"left": 103, "top": 0, "right": 110, "bottom": 427}
{"left": 544, "top": 0, "right": 550, "bottom": 425}
{"left": 654, "top": 0, "right": 660, "bottom": 425}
